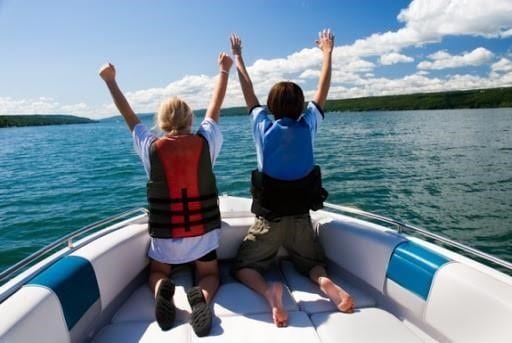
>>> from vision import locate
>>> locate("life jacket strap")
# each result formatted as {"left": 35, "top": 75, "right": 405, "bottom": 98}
{"left": 149, "top": 212, "right": 221, "bottom": 229}
{"left": 148, "top": 192, "right": 218, "bottom": 204}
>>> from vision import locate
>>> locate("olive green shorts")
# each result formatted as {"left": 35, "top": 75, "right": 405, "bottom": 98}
{"left": 232, "top": 214, "right": 325, "bottom": 276}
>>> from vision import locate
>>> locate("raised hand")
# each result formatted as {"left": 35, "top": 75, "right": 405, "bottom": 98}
{"left": 313, "top": 29, "right": 334, "bottom": 108}
{"left": 230, "top": 32, "right": 259, "bottom": 109}
{"left": 315, "top": 29, "right": 335, "bottom": 54}
{"left": 218, "top": 52, "right": 233, "bottom": 73}
{"left": 99, "top": 63, "right": 116, "bottom": 82}
{"left": 230, "top": 33, "right": 242, "bottom": 56}
{"left": 98, "top": 62, "right": 139, "bottom": 131}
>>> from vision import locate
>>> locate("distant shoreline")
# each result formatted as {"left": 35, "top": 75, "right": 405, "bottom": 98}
{"left": 0, "top": 115, "right": 97, "bottom": 128}
{"left": 3, "top": 87, "right": 512, "bottom": 125}
{"left": 323, "top": 86, "right": 512, "bottom": 112}
{"left": 144, "top": 86, "right": 512, "bottom": 119}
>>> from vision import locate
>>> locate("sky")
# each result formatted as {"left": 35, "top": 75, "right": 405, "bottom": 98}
{"left": 0, "top": 0, "right": 511, "bottom": 119}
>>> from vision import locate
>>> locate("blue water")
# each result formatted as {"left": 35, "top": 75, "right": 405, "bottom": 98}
{"left": 1, "top": 108, "right": 511, "bottom": 272}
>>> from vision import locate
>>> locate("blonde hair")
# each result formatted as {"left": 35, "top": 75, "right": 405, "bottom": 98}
{"left": 155, "top": 97, "right": 193, "bottom": 135}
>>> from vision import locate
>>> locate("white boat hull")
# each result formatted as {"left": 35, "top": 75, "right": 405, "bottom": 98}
{"left": 1, "top": 195, "right": 511, "bottom": 342}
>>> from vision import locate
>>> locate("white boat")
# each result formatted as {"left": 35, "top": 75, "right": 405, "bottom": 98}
{"left": 1, "top": 195, "right": 511, "bottom": 343}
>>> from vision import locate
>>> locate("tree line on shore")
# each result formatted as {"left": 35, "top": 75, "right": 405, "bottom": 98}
{"left": 0, "top": 115, "right": 96, "bottom": 128}
{"left": 2, "top": 87, "right": 511, "bottom": 127}
{"left": 214, "top": 86, "right": 512, "bottom": 115}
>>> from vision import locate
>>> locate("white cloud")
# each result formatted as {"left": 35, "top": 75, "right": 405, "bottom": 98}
{"left": 0, "top": 96, "right": 95, "bottom": 117}
{"left": 417, "top": 47, "right": 494, "bottom": 70}
{"left": 329, "top": 71, "right": 512, "bottom": 100}
{"left": 397, "top": 0, "right": 512, "bottom": 39}
{"left": 124, "top": 74, "right": 215, "bottom": 113}
{"left": 299, "top": 69, "right": 320, "bottom": 79}
{"left": 328, "top": 0, "right": 512, "bottom": 62}
{"left": 502, "top": 28, "right": 512, "bottom": 38}
{"left": 380, "top": 53, "right": 414, "bottom": 65}
{"left": 3, "top": 0, "right": 512, "bottom": 118}
{"left": 491, "top": 58, "right": 512, "bottom": 73}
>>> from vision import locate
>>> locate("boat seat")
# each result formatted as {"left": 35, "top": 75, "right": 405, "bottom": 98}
{"left": 0, "top": 255, "right": 102, "bottom": 343}
{"left": 216, "top": 216, "right": 255, "bottom": 260}
{"left": 311, "top": 308, "right": 424, "bottom": 343}
{"left": 424, "top": 262, "right": 512, "bottom": 343}
{"left": 94, "top": 311, "right": 322, "bottom": 343}
{"left": 111, "top": 265, "right": 194, "bottom": 325}
{"left": 280, "top": 259, "right": 376, "bottom": 314}
{"left": 0, "top": 286, "right": 71, "bottom": 343}
{"left": 314, "top": 214, "right": 407, "bottom": 293}
{"left": 109, "top": 262, "right": 298, "bottom": 322}
{"left": 95, "top": 260, "right": 320, "bottom": 343}
{"left": 95, "top": 257, "right": 427, "bottom": 343}
{"left": 213, "top": 261, "right": 299, "bottom": 317}
{"left": 93, "top": 322, "right": 191, "bottom": 343}
{"left": 93, "top": 213, "right": 429, "bottom": 343}
{"left": 71, "top": 223, "right": 150, "bottom": 312}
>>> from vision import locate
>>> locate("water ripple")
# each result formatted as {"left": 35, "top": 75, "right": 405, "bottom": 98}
{"left": 1, "top": 110, "right": 512, "bottom": 272}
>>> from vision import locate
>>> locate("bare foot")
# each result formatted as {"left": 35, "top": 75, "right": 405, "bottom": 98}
{"left": 265, "top": 282, "right": 288, "bottom": 327}
{"left": 319, "top": 277, "right": 354, "bottom": 313}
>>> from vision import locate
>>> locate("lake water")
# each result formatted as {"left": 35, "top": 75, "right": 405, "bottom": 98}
{"left": 1, "top": 108, "right": 511, "bottom": 273}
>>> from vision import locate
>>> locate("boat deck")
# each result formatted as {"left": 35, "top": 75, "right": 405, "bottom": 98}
{"left": 2, "top": 196, "right": 512, "bottom": 342}
{"left": 93, "top": 260, "right": 426, "bottom": 342}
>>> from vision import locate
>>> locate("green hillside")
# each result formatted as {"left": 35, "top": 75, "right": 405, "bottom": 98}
{"left": 104, "top": 86, "right": 512, "bottom": 123}
{"left": 324, "top": 87, "right": 512, "bottom": 112}
{"left": 0, "top": 115, "right": 97, "bottom": 128}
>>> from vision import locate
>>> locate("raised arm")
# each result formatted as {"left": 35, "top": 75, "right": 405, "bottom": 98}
{"left": 205, "top": 52, "right": 233, "bottom": 123}
{"left": 231, "top": 33, "right": 260, "bottom": 111}
{"left": 99, "top": 63, "right": 140, "bottom": 131}
{"left": 313, "top": 29, "right": 335, "bottom": 109}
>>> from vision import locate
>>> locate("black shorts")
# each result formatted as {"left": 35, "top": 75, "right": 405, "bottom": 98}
{"left": 197, "top": 249, "right": 217, "bottom": 262}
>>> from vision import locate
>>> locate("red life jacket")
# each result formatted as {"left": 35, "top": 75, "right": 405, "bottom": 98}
{"left": 147, "top": 134, "right": 221, "bottom": 239}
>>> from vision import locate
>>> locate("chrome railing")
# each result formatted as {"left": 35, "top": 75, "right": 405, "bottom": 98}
{"left": 323, "top": 202, "right": 512, "bottom": 272}
{"left": 0, "top": 208, "right": 148, "bottom": 286}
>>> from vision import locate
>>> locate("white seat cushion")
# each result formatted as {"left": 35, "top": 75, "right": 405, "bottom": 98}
{"left": 311, "top": 308, "right": 424, "bottom": 343}
{"left": 72, "top": 223, "right": 150, "bottom": 311}
{"left": 212, "top": 282, "right": 298, "bottom": 317}
{"left": 92, "top": 321, "right": 190, "bottom": 343}
{"left": 217, "top": 217, "right": 254, "bottom": 260}
{"left": 281, "top": 260, "right": 376, "bottom": 314}
{"left": 425, "top": 263, "right": 512, "bottom": 343}
{"left": 99, "top": 311, "right": 321, "bottom": 343}
{"left": 112, "top": 266, "right": 194, "bottom": 324}
{"left": 193, "top": 311, "right": 321, "bottom": 343}
{"left": 111, "top": 284, "right": 192, "bottom": 324}
{"left": 0, "top": 286, "right": 70, "bottom": 343}
{"left": 317, "top": 215, "right": 406, "bottom": 292}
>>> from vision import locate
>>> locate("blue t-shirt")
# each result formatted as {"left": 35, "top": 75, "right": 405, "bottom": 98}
{"left": 250, "top": 102, "right": 324, "bottom": 180}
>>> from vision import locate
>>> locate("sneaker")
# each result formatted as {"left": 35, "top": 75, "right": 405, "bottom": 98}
{"left": 155, "top": 279, "right": 176, "bottom": 331}
{"left": 186, "top": 286, "right": 212, "bottom": 337}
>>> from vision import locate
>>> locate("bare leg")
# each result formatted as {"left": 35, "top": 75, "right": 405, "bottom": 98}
{"left": 149, "top": 259, "right": 175, "bottom": 330}
{"left": 309, "top": 265, "right": 354, "bottom": 313}
{"left": 194, "top": 259, "right": 220, "bottom": 303}
{"left": 186, "top": 258, "right": 219, "bottom": 337}
{"left": 149, "top": 259, "right": 172, "bottom": 297}
{"left": 236, "top": 268, "right": 288, "bottom": 327}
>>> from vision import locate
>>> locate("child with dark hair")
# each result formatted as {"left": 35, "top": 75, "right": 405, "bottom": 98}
{"left": 230, "top": 30, "right": 354, "bottom": 328}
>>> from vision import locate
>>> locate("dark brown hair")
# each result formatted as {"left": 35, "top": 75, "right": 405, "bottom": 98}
{"left": 266, "top": 81, "right": 304, "bottom": 120}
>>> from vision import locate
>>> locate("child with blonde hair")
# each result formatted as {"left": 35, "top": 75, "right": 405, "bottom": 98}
{"left": 99, "top": 52, "right": 233, "bottom": 337}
